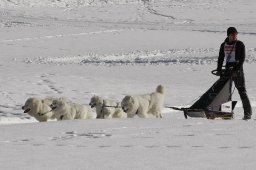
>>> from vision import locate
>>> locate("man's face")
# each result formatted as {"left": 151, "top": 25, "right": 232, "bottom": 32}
{"left": 228, "top": 32, "right": 238, "bottom": 41}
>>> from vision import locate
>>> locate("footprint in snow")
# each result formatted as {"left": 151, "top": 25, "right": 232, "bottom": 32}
{"left": 218, "top": 146, "right": 230, "bottom": 149}
{"left": 238, "top": 146, "right": 252, "bottom": 149}
{"left": 166, "top": 145, "right": 182, "bottom": 148}
{"left": 145, "top": 145, "right": 160, "bottom": 148}
{"left": 215, "top": 133, "right": 232, "bottom": 136}
{"left": 76, "top": 145, "right": 87, "bottom": 148}
{"left": 121, "top": 145, "right": 134, "bottom": 148}
{"left": 183, "top": 124, "right": 193, "bottom": 127}
{"left": 33, "top": 143, "right": 45, "bottom": 146}
{"left": 175, "top": 134, "right": 195, "bottom": 137}
{"left": 20, "top": 139, "right": 31, "bottom": 142}
{"left": 78, "top": 132, "right": 112, "bottom": 138}
{"left": 50, "top": 131, "right": 111, "bottom": 141}
{"left": 98, "top": 145, "right": 111, "bottom": 148}
{"left": 191, "top": 145, "right": 204, "bottom": 148}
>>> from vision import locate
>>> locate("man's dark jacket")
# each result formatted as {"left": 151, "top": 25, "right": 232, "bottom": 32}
{"left": 217, "top": 37, "right": 245, "bottom": 71}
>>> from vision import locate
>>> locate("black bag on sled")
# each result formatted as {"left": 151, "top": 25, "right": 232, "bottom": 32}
{"left": 171, "top": 69, "right": 237, "bottom": 119}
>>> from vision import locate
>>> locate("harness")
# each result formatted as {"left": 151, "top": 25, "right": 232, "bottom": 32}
{"left": 100, "top": 100, "right": 121, "bottom": 119}
{"left": 38, "top": 109, "right": 52, "bottom": 116}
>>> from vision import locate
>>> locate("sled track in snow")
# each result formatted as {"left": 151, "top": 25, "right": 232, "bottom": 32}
{"left": 24, "top": 48, "right": 256, "bottom": 66}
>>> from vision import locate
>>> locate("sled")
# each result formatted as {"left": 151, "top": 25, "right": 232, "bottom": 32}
{"left": 170, "top": 69, "right": 237, "bottom": 119}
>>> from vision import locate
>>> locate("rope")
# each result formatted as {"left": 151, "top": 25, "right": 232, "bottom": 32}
{"left": 165, "top": 106, "right": 204, "bottom": 112}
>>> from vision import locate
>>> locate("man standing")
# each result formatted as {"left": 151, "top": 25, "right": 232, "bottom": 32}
{"left": 217, "top": 27, "right": 252, "bottom": 120}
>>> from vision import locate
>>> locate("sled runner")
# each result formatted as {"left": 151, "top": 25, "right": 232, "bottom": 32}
{"left": 170, "top": 68, "right": 237, "bottom": 119}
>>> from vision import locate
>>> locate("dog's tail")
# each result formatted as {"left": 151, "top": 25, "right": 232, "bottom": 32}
{"left": 156, "top": 84, "right": 165, "bottom": 94}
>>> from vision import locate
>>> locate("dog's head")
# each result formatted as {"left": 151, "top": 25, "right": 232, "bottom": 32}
{"left": 22, "top": 98, "right": 39, "bottom": 114}
{"left": 41, "top": 97, "right": 54, "bottom": 106}
{"left": 50, "top": 99, "right": 64, "bottom": 110}
{"left": 89, "top": 96, "right": 103, "bottom": 108}
{"left": 156, "top": 84, "right": 165, "bottom": 94}
{"left": 121, "top": 96, "right": 134, "bottom": 113}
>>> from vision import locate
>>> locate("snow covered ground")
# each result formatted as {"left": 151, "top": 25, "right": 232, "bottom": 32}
{"left": 1, "top": 0, "right": 256, "bottom": 169}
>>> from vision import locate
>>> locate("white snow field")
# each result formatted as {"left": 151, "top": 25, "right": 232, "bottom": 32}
{"left": 1, "top": 0, "right": 256, "bottom": 169}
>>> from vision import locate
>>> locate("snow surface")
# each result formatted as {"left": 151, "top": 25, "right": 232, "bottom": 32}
{"left": 1, "top": 0, "right": 256, "bottom": 169}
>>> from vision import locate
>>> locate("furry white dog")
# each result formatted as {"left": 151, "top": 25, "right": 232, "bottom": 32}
{"left": 22, "top": 97, "right": 56, "bottom": 122}
{"left": 121, "top": 85, "right": 165, "bottom": 118}
{"left": 50, "top": 98, "right": 96, "bottom": 120}
{"left": 89, "top": 96, "right": 126, "bottom": 119}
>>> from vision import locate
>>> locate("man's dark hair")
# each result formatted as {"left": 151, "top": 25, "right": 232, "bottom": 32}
{"left": 227, "top": 27, "right": 238, "bottom": 36}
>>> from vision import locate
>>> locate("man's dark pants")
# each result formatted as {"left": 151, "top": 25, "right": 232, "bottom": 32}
{"left": 232, "top": 69, "right": 252, "bottom": 117}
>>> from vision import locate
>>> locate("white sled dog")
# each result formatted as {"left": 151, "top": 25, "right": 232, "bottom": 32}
{"left": 50, "top": 98, "right": 96, "bottom": 120}
{"left": 22, "top": 97, "right": 56, "bottom": 122}
{"left": 89, "top": 96, "right": 126, "bottom": 119}
{"left": 121, "top": 85, "right": 165, "bottom": 118}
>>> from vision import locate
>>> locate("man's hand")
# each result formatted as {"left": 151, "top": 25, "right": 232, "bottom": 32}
{"left": 216, "top": 70, "right": 221, "bottom": 76}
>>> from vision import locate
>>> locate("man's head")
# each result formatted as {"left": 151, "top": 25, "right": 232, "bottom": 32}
{"left": 227, "top": 27, "right": 238, "bottom": 41}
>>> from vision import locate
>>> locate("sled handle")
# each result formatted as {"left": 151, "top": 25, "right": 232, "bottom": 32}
{"left": 211, "top": 69, "right": 231, "bottom": 76}
{"left": 212, "top": 66, "right": 234, "bottom": 77}
{"left": 211, "top": 69, "right": 219, "bottom": 76}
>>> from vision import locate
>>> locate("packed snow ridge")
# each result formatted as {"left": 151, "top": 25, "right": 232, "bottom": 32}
{"left": 0, "top": 0, "right": 229, "bottom": 8}
{"left": 24, "top": 48, "right": 256, "bottom": 66}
